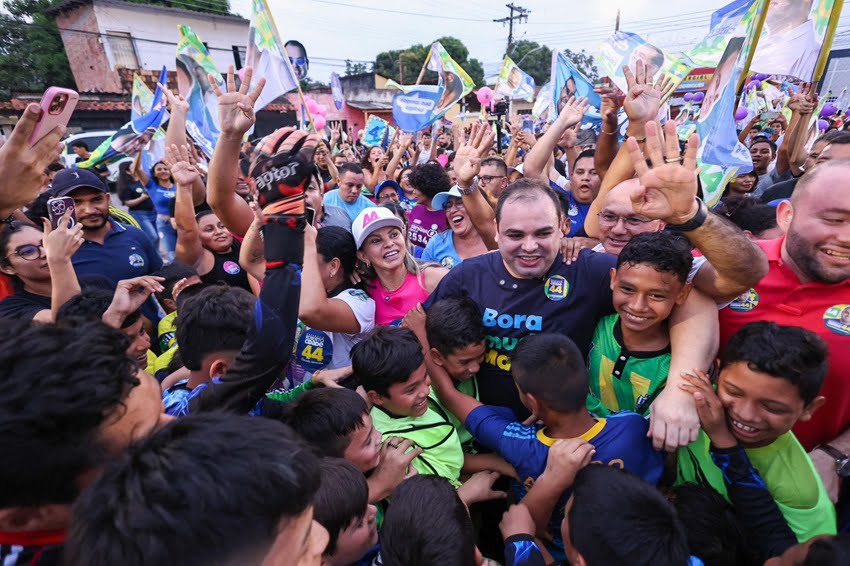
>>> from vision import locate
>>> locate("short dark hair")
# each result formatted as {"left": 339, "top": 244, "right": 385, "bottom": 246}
{"left": 380, "top": 475, "right": 477, "bottom": 566}
{"left": 669, "top": 484, "right": 747, "bottom": 566}
{"left": 57, "top": 288, "right": 141, "bottom": 329}
{"left": 569, "top": 465, "right": 689, "bottom": 566}
{"left": 175, "top": 285, "right": 255, "bottom": 371}
{"left": 750, "top": 136, "right": 777, "bottom": 154}
{"left": 152, "top": 261, "right": 198, "bottom": 304}
{"left": 409, "top": 163, "right": 451, "bottom": 199}
{"left": 46, "top": 160, "right": 65, "bottom": 173}
{"left": 721, "top": 322, "right": 828, "bottom": 405}
{"left": 0, "top": 319, "right": 137, "bottom": 507}
{"left": 277, "top": 387, "right": 369, "bottom": 458}
{"left": 715, "top": 197, "right": 778, "bottom": 238}
{"left": 804, "top": 534, "right": 850, "bottom": 565}
{"left": 480, "top": 156, "right": 508, "bottom": 176}
{"left": 617, "top": 231, "right": 694, "bottom": 285}
{"left": 820, "top": 129, "right": 850, "bottom": 145}
{"left": 317, "top": 226, "right": 358, "bottom": 279}
{"left": 0, "top": 220, "right": 39, "bottom": 269}
{"left": 314, "top": 458, "right": 369, "bottom": 556}
{"left": 71, "top": 140, "right": 89, "bottom": 150}
{"left": 351, "top": 326, "right": 424, "bottom": 397}
{"left": 66, "top": 414, "right": 321, "bottom": 566}
{"left": 339, "top": 162, "right": 364, "bottom": 177}
{"left": 496, "top": 178, "right": 562, "bottom": 224}
{"left": 574, "top": 149, "right": 596, "bottom": 165}
{"left": 426, "top": 297, "right": 484, "bottom": 357}
{"left": 511, "top": 333, "right": 587, "bottom": 413}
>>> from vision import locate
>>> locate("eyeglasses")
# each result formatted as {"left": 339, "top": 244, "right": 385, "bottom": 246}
{"left": 597, "top": 212, "right": 654, "bottom": 229}
{"left": 442, "top": 198, "right": 465, "bottom": 211}
{"left": 289, "top": 57, "right": 307, "bottom": 66}
{"left": 477, "top": 175, "right": 505, "bottom": 185}
{"left": 6, "top": 243, "right": 45, "bottom": 261}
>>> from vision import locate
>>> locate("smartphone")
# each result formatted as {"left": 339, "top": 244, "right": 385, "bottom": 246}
{"left": 305, "top": 206, "right": 316, "bottom": 226}
{"left": 521, "top": 118, "right": 535, "bottom": 135}
{"left": 29, "top": 87, "right": 79, "bottom": 147}
{"left": 337, "top": 372, "right": 361, "bottom": 390}
{"left": 47, "top": 196, "right": 76, "bottom": 229}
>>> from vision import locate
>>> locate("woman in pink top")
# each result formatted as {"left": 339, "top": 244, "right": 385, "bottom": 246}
{"left": 352, "top": 207, "right": 447, "bottom": 326}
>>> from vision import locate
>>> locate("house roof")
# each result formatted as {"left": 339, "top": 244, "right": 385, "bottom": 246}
{"left": 0, "top": 96, "right": 293, "bottom": 113}
{"left": 45, "top": 0, "right": 248, "bottom": 23}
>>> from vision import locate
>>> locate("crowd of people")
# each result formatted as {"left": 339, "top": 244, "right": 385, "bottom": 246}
{"left": 0, "top": 58, "right": 849, "bottom": 566}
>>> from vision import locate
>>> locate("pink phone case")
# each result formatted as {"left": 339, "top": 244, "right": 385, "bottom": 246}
{"left": 29, "top": 87, "right": 79, "bottom": 146}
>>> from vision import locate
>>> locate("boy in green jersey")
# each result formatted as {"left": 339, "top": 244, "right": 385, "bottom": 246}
{"left": 586, "top": 231, "right": 693, "bottom": 417}
{"left": 677, "top": 321, "right": 835, "bottom": 542}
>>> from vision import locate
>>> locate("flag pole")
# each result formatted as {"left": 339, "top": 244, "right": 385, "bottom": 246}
{"left": 415, "top": 47, "right": 433, "bottom": 85}
{"left": 735, "top": 0, "right": 771, "bottom": 95}
{"left": 258, "top": 0, "right": 317, "bottom": 133}
{"left": 813, "top": 0, "right": 845, "bottom": 83}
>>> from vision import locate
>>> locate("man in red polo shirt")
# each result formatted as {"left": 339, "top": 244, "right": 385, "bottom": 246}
{"left": 719, "top": 160, "right": 850, "bottom": 506}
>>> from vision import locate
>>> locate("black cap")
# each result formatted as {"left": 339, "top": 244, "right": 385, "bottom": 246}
{"left": 51, "top": 168, "right": 107, "bottom": 197}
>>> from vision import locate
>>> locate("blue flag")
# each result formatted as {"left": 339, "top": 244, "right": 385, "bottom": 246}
{"left": 550, "top": 52, "right": 603, "bottom": 132}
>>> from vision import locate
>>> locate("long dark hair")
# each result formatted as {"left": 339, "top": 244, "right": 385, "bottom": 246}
{"left": 316, "top": 226, "right": 358, "bottom": 291}
{"left": 149, "top": 160, "right": 173, "bottom": 186}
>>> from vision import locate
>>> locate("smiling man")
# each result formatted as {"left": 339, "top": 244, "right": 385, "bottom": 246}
{"left": 322, "top": 163, "right": 376, "bottom": 224}
{"left": 718, "top": 161, "right": 850, "bottom": 505}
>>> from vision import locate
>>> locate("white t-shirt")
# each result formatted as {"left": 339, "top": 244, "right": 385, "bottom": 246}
{"left": 288, "top": 288, "right": 376, "bottom": 385}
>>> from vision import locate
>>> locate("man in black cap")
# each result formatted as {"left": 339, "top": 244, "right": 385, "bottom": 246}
{"left": 52, "top": 168, "right": 162, "bottom": 319}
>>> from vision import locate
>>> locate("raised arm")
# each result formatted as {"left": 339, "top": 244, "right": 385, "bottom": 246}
{"left": 523, "top": 97, "right": 589, "bottom": 183}
{"left": 594, "top": 88, "right": 623, "bottom": 179}
{"left": 786, "top": 84, "right": 818, "bottom": 177}
{"left": 453, "top": 123, "right": 498, "bottom": 249}
{"left": 239, "top": 200, "right": 267, "bottom": 282}
{"left": 160, "top": 86, "right": 205, "bottom": 206}
{"left": 504, "top": 116, "right": 521, "bottom": 168}
{"left": 299, "top": 223, "right": 363, "bottom": 334}
{"left": 132, "top": 151, "right": 150, "bottom": 187}
{"left": 165, "top": 144, "right": 207, "bottom": 271}
{"left": 207, "top": 66, "right": 266, "bottom": 238}
{"left": 386, "top": 133, "right": 412, "bottom": 180}
{"left": 37, "top": 211, "right": 83, "bottom": 323}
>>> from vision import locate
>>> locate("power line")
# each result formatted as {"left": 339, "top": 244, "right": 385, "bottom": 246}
{"left": 494, "top": 3, "right": 530, "bottom": 55}
{"left": 310, "top": 0, "right": 492, "bottom": 22}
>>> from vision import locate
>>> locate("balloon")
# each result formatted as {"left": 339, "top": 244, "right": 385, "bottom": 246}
{"left": 238, "top": 67, "right": 246, "bottom": 82}
{"left": 316, "top": 104, "right": 328, "bottom": 117}
{"left": 313, "top": 115, "right": 327, "bottom": 130}
{"left": 818, "top": 119, "right": 829, "bottom": 131}
{"left": 305, "top": 98, "right": 319, "bottom": 114}
{"left": 683, "top": 93, "right": 693, "bottom": 102}
{"left": 821, "top": 103, "right": 838, "bottom": 118}
{"left": 735, "top": 107, "right": 748, "bottom": 121}
{"left": 693, "top": 92, "right": 705, "bottom": 103}
{"left": 477, "top": 87, "right": 494, "bottom": 105}
{"left": 751, "top": 80, "right": 761, "bottom": 90}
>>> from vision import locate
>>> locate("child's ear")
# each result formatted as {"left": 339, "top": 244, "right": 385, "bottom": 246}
{"left": 799, "top": 396, "right": 826, "bottom": 421}
{"left": 430, "top": 347, "right": 446, "bottom": 367}
{"left": 609, "top": 267, "right": 617, "bottom": 291}
{"left": 366, "top": 390, "right": 385, "bottom": 407}
{"left": 676, "top": 282, "right": 693, "bottom": 305}
{"left": 209, "top": 358, "right": 231, "bottom": 379}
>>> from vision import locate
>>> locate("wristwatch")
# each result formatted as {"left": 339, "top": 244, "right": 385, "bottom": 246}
{"left": 667, "top": 198, "right": 708, "bottom": 232}
{"left": 454, "top": 182, "right": 478, "bottom": 196}
{"left": 817, "top": 444, "right": 850, "bottom": 478}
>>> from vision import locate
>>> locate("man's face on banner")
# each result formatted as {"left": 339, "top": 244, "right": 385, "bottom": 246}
{"left": 286, "top": 41, "right": 309, "bottom": 80}
{"left": 629, "top": 44, "right": 664, "bottom": 79}
{"left": 767, "top": 0, "right": 814, "bottom": 35}
{"left": 558, "top": 78, "right": 577, "bottom": 113}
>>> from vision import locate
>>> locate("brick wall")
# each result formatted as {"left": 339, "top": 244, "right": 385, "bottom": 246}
{"left": 55, "top": 4, "right": 123, "bottom": 94}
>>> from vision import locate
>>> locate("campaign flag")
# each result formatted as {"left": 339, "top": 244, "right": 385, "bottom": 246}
{"left": 598, "top": 32, "right": 693, "bottom": 98}
{"left": 550, "top": 51, "right": 603, "bottom": 132}
{"left": 532, "top": 81, "right": 552, "bottom": 119}
{"left": 749, "top": 0, "right": 839, "bottom": 81}
{"left": 693, "top": 0, "right": 765, "bottom": 207}
{"left": 331, "top": 72, "right": 344, "bottom": 110}
{"left": 495, "top": 56, "right": 536, "bottom": 101}
{"left": 363, "top": 116, "right": 390, "bottom": 147}
{"left": 130, "top": 74, "right": 168, "bottom": 171}
{"left": 387, "top": 41, "right": 475, "bottom": 132}
{"left": 77, "top": 67, "right": 169, "bottom": 170}
{"left": 246, "top": 0, "right": 299, "bottom": 111}
{"left": 176, "top": 25, "right": 223, "bottom": 158}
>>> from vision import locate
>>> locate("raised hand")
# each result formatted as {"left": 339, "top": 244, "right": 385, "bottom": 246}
{"left": 210, "top": 65, "right": 266, "bottom": 139}
{"left": 103, "top": 276, "right": 165, "bottom": 328}
{"left": 623, "top": 60, "right": 666, "bottom": 124}
{"left": 42, "top": 209, "right": 84, "bottom": 263}
{"left": 158, "top": 84, "right": 189, "bottom": 114}
{"left": 558, "top": 123, "right": 580, "bottom": 150}
{"left": 164, "top": 143, "right": 201, "bottom": 187}
{"left": 453, "top": 122, "right": 495, "bottom": 184}
{"left": 625, "top": 121, "right": 700, "bottom": 225}
{"left": 556, "top": 96, "right": 590, "bottom": 130}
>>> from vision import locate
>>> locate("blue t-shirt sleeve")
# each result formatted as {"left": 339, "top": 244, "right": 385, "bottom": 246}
{"left": 607, "top": 413, "right": 665, "bottom": 485}
{"left": 140, "top": 230, "right": 163, "bottom": 271}
{"left": 423, "top": 260, "right": 466, "bottom": 309}
{"left": 580, "top": 249, "right": 616, "bottom": 318}
{"left": 465, "top": 405, "right": 516, "bottom": 452}
{"left": 421, "top": 237, "right": 438, "bottom": 263}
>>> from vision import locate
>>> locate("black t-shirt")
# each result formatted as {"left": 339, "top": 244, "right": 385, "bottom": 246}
{"left": 119, "top": 181, "right": 155, "bottom": 211}
{"left": 760, "top": 176, "right": 799, "bottom": 203}
{"left": 0, "top": 288, "right": 51, "bottom": 320}
{"left": 319, "top": 166, "right": 333, "bottom": 185}
{"left": 199, "top": 241, "right": 251, "bottom": 292}
{"left": 425, "top": 249, "right": 616, "bottom": 418}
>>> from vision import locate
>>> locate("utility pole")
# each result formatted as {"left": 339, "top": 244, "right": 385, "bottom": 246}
{"left": 398, "top": 53, "right": 404, "bottom": 84}
{"left": 615, "top": 9, "right": 621, "bottom": 32}
{"left": 494, "top": 3, "right": 530, "bottom": 56}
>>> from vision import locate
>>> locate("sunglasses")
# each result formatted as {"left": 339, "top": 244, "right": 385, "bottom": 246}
{"left": 289, "top": 57, "right": 307, "bottom": 66}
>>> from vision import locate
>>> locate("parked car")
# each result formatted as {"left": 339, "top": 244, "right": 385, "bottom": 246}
{"left": 61, "top": 130, "right": 133, "bottom": 183}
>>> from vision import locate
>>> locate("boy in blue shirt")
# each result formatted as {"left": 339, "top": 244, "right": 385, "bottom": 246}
{"left": 427, "top": 332, "right": 664, "bottom": 560}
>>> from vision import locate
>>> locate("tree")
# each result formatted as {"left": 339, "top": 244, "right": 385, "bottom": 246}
{"left": 373, "top": 36, "right": 484, "bottom": 86}
{"left": 124, "top": 0, "right": 232, "bottom": 15}
{"left": 299, "top": 78, "right": 327, "bottom": 92}
{"left": 563, "top": 48, "right": 599, "bottom": 82}
{"left": 0, "top": 0, "right": 75, "bottom": 92}
{"left": 344, "top": 60, "right": 369, "bottom": 76}
{"left": 507, "top": 40, "right": 552, "bottom": 86}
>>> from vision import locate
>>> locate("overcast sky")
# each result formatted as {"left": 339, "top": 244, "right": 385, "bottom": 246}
{"left": 224, "top": 0, "right": 850, "bottom": 83}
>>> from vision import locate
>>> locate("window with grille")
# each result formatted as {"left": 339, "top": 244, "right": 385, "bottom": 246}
{"left": 107, "top": 31, "right": 139, "bottom": 69}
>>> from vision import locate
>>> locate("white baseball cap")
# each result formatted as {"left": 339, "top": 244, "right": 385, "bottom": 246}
{"left": 431, "top": 186, "right": 464, "bottom": 211}
{"left": 352, "top": 206, "right": 406, "bottom": 249}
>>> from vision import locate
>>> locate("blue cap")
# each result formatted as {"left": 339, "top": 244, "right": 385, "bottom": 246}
{"left": 376, "top": 180, "right": 403, "bottom": 200}
{"left": 51, "top": 167, "right": 107, "bottom": 197}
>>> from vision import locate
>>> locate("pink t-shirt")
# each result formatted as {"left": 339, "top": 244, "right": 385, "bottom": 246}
{"left": 408, "top": 205, "right": 448, "bottom": 251}
{"left": 368, "top": 272, "right": 430, "bottom": 326}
